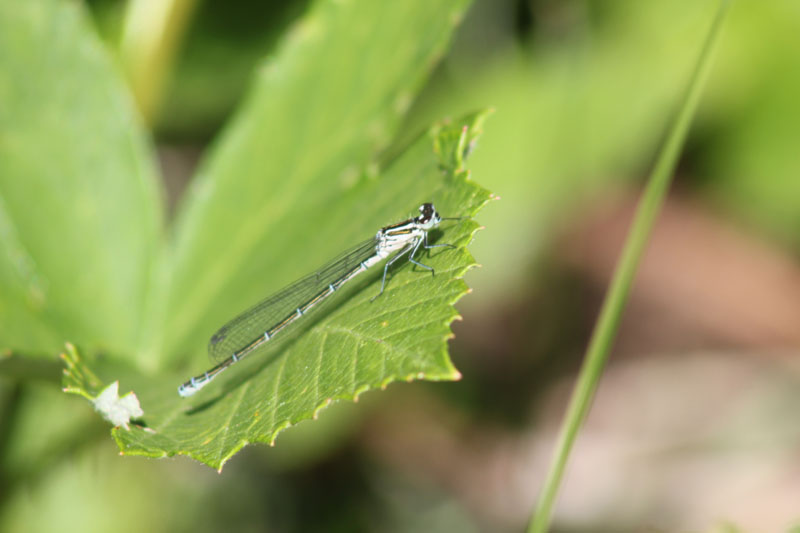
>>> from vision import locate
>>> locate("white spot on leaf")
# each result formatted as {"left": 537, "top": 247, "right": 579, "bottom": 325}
{"left": 92, "top": 381, "right": 143, "bottom": 430}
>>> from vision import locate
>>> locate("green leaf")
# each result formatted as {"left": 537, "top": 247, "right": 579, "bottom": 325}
{"left": 0, "top": 0, "right": 163, "bottom": 357}
{"left": 65, "top": 113, "right": 491, "bottom": 469}
{"left": 147, "top": 0, "right": 472, "bottom": 367}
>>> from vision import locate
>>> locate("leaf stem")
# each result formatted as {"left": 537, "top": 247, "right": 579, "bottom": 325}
{"left": 119, "top": 0, "right": 198, "bottom": 125}
{"left": 528, "top": 2, "right": 731, "bottom": 531}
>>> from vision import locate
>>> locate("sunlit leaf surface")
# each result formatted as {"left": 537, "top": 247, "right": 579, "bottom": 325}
{"left": 65, "top": 113, "right": 491, "bottom": 469}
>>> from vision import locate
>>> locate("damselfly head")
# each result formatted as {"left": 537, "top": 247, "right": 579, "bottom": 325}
{"left": 416, "top": 203, "right": 442, "bottom": 229}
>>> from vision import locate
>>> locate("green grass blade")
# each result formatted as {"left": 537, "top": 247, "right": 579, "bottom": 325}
{"left": 528, "top": 2, "right": 731, "bottom": 531}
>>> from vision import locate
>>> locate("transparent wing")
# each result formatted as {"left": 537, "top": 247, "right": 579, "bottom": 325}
{"left": 208, "top": 237, "right": 378, "bottom": 362}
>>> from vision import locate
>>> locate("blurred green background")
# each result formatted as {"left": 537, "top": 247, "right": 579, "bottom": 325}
{"left": 2, "top": 0, "right": 800, "bottom": 531}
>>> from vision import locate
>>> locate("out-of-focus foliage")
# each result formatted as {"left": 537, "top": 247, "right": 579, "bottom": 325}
{"left": 0, "top": 0, "right": 162, "bottom": 356}
{"left": 697, "top": 2, "right": 800, "bottom": 245}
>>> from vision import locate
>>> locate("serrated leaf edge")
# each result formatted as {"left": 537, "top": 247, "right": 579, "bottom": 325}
{"left": 111, "top": 213, "right": 486, "bottom": 470}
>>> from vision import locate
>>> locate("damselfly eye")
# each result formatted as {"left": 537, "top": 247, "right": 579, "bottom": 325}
{"left": 419, "top": 203, "right": 435, "bottom": 221}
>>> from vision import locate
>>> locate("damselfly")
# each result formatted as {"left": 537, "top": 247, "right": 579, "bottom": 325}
{"left": 178, "top": 203, "right": 458, "bottom": 397}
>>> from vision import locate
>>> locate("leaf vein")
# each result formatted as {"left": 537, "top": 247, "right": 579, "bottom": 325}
{"left": 267, "top": 349, "right": 290, "bottom": 435}
{"left": 216, "top": 382, "right": 250, "bottom": 464}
